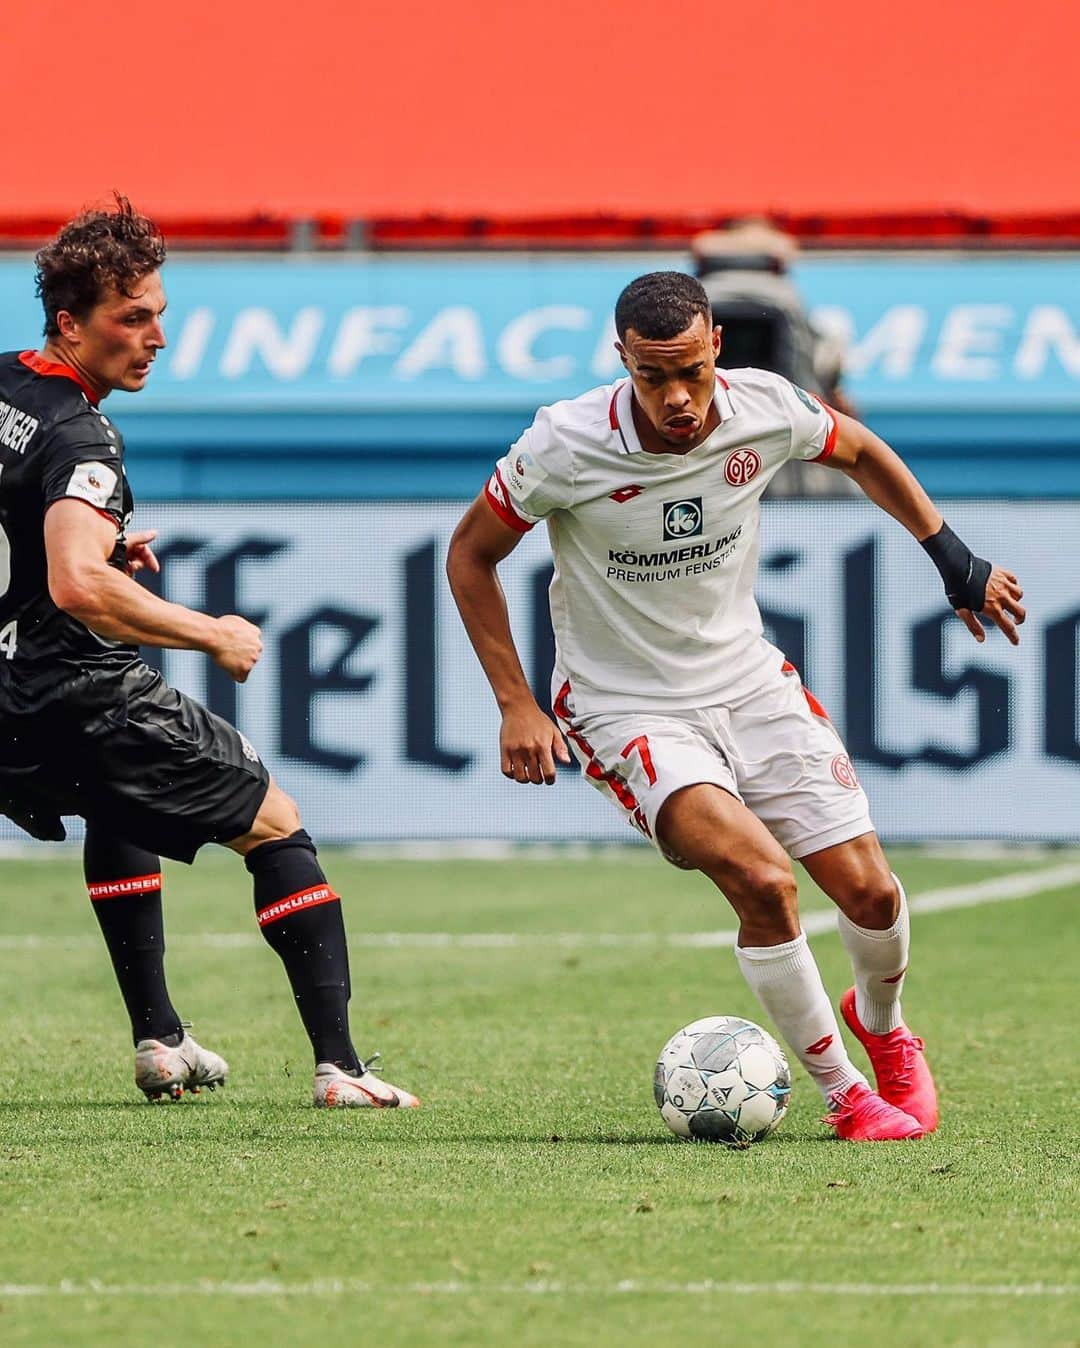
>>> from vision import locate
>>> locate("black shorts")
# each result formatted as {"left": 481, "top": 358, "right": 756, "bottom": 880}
{"left": 0, "top": 663, "right": 270, "bottom": 863}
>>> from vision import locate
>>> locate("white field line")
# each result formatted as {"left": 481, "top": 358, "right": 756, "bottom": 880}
{"left": 1, "top": 862, "right": 1078, "bottom": 953}
{"left": 0, "top": 1278, "right": 1074, "bottom": 1300}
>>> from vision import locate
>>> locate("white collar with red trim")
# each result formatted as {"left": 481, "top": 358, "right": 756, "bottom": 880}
{"left": 608, "top": 373, "right": 736, "bottom": 455}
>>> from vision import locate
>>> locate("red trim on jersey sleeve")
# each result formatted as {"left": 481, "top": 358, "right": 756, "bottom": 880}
{"left": 483, "top": 467, "right": 534, "bottom": 533}
{"left": 18, "top": 350, "right": 101, "bottom": 406}
{"left": 810, "top": 396, "right": 839, "bottom": 462}
{"left": 715, "top": 373, "right": 730, "bottom": 390}
{"left": 46, "top": 496, "right": 121, "bottom": 528}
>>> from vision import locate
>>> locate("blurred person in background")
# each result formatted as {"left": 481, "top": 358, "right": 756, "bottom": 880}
{"left": 0, "top": 196, "right": 417, "bottom": 1109}
{"left": 692, "top": 218, "right": 858, "bottom": 497}
{"left": 448, "top": 271, "right": 1025, "bottom": 1142}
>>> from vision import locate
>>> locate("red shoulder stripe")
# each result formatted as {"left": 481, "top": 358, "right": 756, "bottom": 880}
{"left": 18, "top": 351, "right": 100, "bottom": 406}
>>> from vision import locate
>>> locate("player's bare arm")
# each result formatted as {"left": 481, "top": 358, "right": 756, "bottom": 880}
{"left": 44, "top": 498, "right": 263, "bottom": 681}
{"left": 826, "top": 410, "right": 1026, "bottom": 645}
{"left": 446, "top": 495, "right": 570, "bottom": 785}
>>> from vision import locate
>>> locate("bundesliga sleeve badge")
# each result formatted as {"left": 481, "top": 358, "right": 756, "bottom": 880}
{"left": 64, "top": 461, "right": 119, "bottom": 509}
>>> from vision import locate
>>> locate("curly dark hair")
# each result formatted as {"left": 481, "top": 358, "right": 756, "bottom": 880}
{"left": 614, "top": 271, "right": 711, "bottom": 342}
{"left": 35, "top": 193, "right": 166, "bottom": 337}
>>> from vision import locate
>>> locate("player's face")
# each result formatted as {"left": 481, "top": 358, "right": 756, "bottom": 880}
{"left": 60, "top": 272, "right": 167, "bottom": 395}
{"left": 617, "top": 314, "right": 722, "bottom": 447}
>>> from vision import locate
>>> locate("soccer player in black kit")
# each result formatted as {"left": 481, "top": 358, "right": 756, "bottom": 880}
{"left": 0, "top": 196, "right": 418, "bottom": 1108}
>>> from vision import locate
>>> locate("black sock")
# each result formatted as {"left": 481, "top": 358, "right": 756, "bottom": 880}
{"left": 83, "top": 825, "right": 183, "bottom": 1047}
{"left": 245, "top": 829, "right": 360, "bottom": 1072}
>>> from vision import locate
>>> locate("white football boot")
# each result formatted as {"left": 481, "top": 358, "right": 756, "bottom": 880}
{"left": 135, "top": 1026, "right": 229, "bottom": 1101}
{"left": 313, "top": 1054, "right": 420, "bottom": 1109}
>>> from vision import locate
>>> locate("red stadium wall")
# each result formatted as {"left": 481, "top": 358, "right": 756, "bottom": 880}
{"left": 5, "top": 0, "right": 1076, "bottom": 224}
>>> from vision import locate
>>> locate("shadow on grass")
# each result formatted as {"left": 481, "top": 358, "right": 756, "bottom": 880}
{"left": 0, "top": 1100, "right": 835, "bottom": 1148}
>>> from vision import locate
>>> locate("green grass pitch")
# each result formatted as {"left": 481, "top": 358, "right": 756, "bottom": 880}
{"left": 0, "top": 848, "right": 1077, "bottom": 1346}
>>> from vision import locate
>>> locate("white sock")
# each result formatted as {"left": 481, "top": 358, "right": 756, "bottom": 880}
{"left": 735, "top": 932, "right": 866, "bottom": 1102}
{"left": 836, "top": 872, "right": 910, "bottom": 1034}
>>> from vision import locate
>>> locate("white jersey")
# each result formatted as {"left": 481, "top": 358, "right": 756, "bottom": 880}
{"left": 485, "top": 368, "right": 838, "bottom": 715}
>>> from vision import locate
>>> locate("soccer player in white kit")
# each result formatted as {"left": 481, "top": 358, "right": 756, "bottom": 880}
{"left": 447, "top": 272, "right": 1025, "bottom": 1141}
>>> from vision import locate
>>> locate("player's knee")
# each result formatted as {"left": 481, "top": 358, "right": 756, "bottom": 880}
{"left": 229, "top": 783, "right": 302, "bottom": 853}
{"left": 741, "top": 864, "right": 798, "bottom": 924}
{"left": 840, "top": 869, "right": 900, "bottom": 930}
{"left": 244, "top": 825, "right": 318, "bottom": 874}
{"left": 706, "top": 858, "right": 799, "bottom": 937}
{"left": 735, "top": 867, "right": 801, "bottom": 945}
{"left": 262, "top": 787, "right": 302, "bottom": 838}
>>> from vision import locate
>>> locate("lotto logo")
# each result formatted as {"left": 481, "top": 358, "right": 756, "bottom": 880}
{"left": 805, "top": 1034, "right": 834, "bottom": 1056}
{"left": 487, "top": 471, "right": 508, "bottom": 508}
{"left": 724, "top": 448, "right": 761, "bottom": 486}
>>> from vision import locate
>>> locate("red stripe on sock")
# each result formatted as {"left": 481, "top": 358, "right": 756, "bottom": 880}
{"left": 256, "top": 884, "right": 340, "bottom": 928}
{"left": 87, "top": 873, "right": 163, "bottom": 900}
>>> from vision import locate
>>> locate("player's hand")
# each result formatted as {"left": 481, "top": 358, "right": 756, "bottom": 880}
{"left": 500, "top": 703, "right": 572, "bottom": 785}
{"left": 957, "top": 567, "right": 1026, "bottom": 646}
{"left": 210, "top": 614, "right": 264, "bottom": 682}
{"left": 125, "top": 530, "right": 160, "bottom": 577}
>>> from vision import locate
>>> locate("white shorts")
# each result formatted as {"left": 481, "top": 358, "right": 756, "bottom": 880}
{"left": 552, "top": 659, "right": 873, "bottom": 864}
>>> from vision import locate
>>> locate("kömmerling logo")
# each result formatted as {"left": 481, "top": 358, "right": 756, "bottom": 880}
{"left": 662, "top": 498, "right": 703, "bottom": 541}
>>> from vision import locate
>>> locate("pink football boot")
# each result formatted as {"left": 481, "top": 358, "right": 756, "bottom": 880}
{"left": 840, "top": 987, "right": 939, "bottom": 1133}
{"left": 824, "top": 1081, "right": 925, "bottom": 1141}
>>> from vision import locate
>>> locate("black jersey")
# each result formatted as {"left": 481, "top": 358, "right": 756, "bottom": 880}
{"left": 0, "top": 350, "right": 138, "bottom": 710}
{"left": 0, "top": 351, "right": 271, "bottom": 854}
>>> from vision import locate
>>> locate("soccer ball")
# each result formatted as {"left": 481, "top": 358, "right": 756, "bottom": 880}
{"left": 653, "top": 1015, "right": 791, "bottom": 1148}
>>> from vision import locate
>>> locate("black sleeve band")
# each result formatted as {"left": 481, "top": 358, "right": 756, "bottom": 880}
{"left": 920, "top": 522, "right": 992, "bottom": 612}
